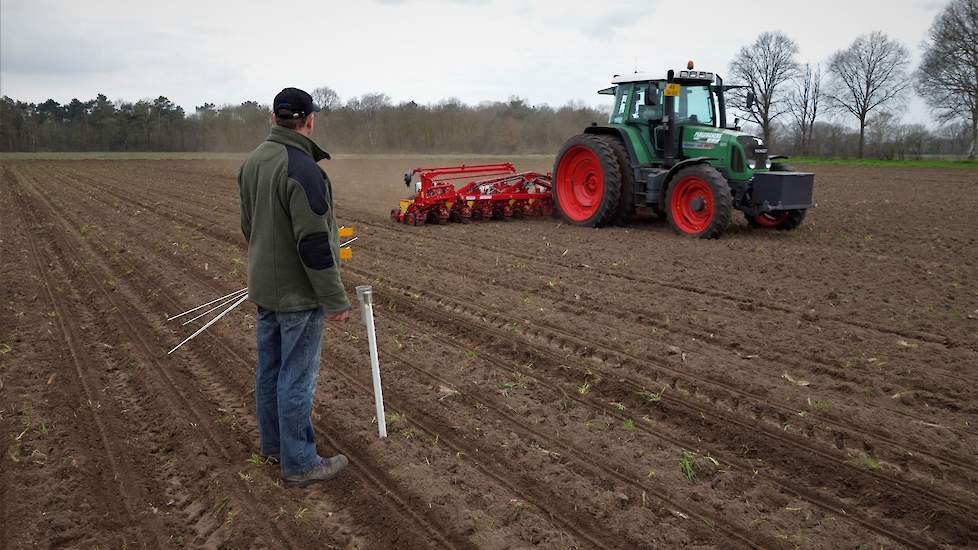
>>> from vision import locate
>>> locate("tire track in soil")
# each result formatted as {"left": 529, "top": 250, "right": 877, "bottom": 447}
{"left": 21, "top": 164, "right": 472, "bottom": 550}
{"left": 58, "top": 163, "right": 978, "bottom": 508}
{"left": 68, "top": 167, "right": 976, "bottom": 421}
{"left": 8, "top": 174, "right": 164, "bottom": 550}
{"left": 115, "top": 185, "right": 978, "bottom": 473}
{"left": 38, "top": 163, "right": 665, "bottom": 550}
{"left": 361, "top": 301, "right": 943, "bottom": 550}
{"left": 342, "top": 267, "right": 978, "bottom": 530}
{"left": 64, "top": 166, "right": 978, "bottom": 428}
{"left": 74, "top": 174, "right": 964, "bottom": 549}
{"left": 60, "top": 163, "right": 978, "bottom": 492}
{"left": 11, "top": 167, "right": 314, "bottom": 550}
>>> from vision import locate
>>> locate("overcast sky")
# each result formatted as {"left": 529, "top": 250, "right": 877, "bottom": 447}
{"left": 1, "top": 0, "right": 948, "bottom": 127}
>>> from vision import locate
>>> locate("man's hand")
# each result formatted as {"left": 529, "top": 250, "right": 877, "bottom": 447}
{"left": 326, "top": 309, "right": 351, "bottom": 322}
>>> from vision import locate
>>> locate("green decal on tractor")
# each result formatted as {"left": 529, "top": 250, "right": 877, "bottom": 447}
{"left": 552, "top": 62, "right": 815, "bottom": 238}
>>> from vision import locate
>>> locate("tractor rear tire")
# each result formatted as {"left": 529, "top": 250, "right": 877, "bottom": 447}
{"left": 665, "top": 164, "right": 732, "bottom": 239}
{"left": 596, "top": 136, "right": 635, "bottom": 226}
{"left": 552, "top": 134, "right": 622, "bottom": 227}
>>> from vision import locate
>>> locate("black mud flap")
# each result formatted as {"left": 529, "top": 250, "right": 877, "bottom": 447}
{"left": 750, "top": 171, "right": 814, "bottom": 211}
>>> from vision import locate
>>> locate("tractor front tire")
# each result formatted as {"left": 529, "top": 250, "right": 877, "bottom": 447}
{"left": 665, "top": 164, "right": 732, "bottom": 239}
{"left": 747, "top": 209, "right": 807, "bottom": 230}
{"left": 552, "top": 134, "right": 622, "bottom": 227}
{"left": 747, "top": 162, "right": 807, "bottom": 230}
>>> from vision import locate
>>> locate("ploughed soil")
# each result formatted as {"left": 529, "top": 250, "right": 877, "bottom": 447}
{"left": 1, "top": 157, "right": 976, "bottom": 549}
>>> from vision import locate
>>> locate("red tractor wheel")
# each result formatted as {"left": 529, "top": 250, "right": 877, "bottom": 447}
{"left": 665, "top": 164, "right": 732, "bottom": 239}
{"left": 748, "top": 209, "right": 807, "bottom": 230}
{"left": 552, "top": 134, "right": 621, "bottom": 227}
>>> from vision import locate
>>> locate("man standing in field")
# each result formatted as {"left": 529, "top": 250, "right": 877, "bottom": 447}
{"left": 238, "top": 87, "right": 351, "bottom": 487}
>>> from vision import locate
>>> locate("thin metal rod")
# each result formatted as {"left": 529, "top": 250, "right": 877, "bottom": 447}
{"left": 168, "top": 294, "right": 248, "bottom": 355}
{"left": 166, "top": 287, "right": 247, "bottom": 322}
{"left": 357, "top": 285, "right": 386, "bottom": 439}
{"left": 341, "top": 236, "right": 359, "bottom": 247}
{"left": 182, "top": 292, "right": 247, "bottom": 326}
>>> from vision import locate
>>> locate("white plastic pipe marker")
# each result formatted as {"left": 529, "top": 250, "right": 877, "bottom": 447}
{"left": 356, "top": 285, "right": 387, "bottom": 439}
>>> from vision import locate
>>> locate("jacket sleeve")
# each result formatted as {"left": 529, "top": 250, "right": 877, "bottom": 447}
{"left": 238, "top": 167, "right": 252, "bottom": 243}
{"left": 286, "top": 178, "right": 351, "bottom": 313}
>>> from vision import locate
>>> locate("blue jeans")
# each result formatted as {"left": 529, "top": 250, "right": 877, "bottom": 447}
{"left": 255, "top": 306, "right": 325, "bottom": 477}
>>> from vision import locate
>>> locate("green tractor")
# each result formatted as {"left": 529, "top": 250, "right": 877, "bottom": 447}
{"left": 553, "top": 63, "right": 814, "bottom": 238}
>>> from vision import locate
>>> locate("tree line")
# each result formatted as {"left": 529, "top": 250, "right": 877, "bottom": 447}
{"left": 1, "top": 0, "right": 975, "bottom": 159}
{"left": 0, "top": 92, "right": 605, "bottom": 155}
{"left": 727, "top": 0, "right": 978, "bottom": 159}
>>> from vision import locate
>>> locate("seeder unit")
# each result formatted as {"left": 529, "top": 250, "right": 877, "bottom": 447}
{"left": 391, "top": 163, "right": 554, "bottom": 225}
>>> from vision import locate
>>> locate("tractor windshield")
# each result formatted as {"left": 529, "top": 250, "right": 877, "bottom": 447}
{"left": 674, "top": 85, "right": 715, "bottom": 126}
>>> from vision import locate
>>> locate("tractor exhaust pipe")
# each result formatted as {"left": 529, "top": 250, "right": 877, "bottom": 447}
{"left": 663, "top": 69, "right": 677, "bottom": 168}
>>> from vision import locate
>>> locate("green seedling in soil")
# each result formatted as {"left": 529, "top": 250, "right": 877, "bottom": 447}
{"left": 638, "top": 388, "right": 665, "bottom": 403}
{"left": 210, "top": 496, "right": 231, "bottom": 516}
{"left": 386, "top": 412, "right": 403, "bottom": 425}
{"left": 680, "top": 450, "right": 696, "bottom": 483}
{"left": 246, "top": 453, "right": 275, "bottom": 466}
{"left": 36, "top": 421, "right": 49, "bottom": 435}
{"left": 0, "top": 343, "right": 11, "bottom": 354}
{"left": 806, "top": 397, "right": 831, "bottom": 410}
{"left": 225, "top": 511, "right": 236, "bottom": 525}
{"left": 294, "top": 507, "right": 308, "bottom": 521}
{"left": 465, "top": 350, "right": 478, "bottom": 359}
{"left": 547, "top": 278, "right": 556, "bottom": 288}
{"left": 623, "top": 419, "right": 635, "bottom": 430}
{"left": 855, "top": 454, "right": 882, "bottom": 472}
{"left": 79, "top": 224, "right": 92, "bottom": 236}
{"left": 400, "top": 427, "right": 421, "bottom": 440}
{"left": 238, "top": 471, "right": 253, "bottom": 483}
{"left": 610, "top": 402, "right": 626, "bottom": 411}
{"left": 577, "top": 381, "right": 591, "bottom": 395}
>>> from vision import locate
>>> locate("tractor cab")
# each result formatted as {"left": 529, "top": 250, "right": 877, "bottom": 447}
{"left": 601, "top": 68, "right": 752, "bottom": 176}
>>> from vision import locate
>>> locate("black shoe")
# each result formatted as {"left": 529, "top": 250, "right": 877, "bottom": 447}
{"left": 283, "top": 455, "right": 349, "bottom": 488}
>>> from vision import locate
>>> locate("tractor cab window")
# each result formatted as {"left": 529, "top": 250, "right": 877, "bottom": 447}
{"left": 673, "top": 85, "right": 715, "bottom": 127}
{"left": 631, "top": 83, "right": 662, "bottom": 121}
{"left": 611, "top": 85, "right": 632, "bottom": 124}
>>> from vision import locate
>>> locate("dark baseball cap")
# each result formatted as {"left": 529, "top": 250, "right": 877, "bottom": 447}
{"left": 273, "top": 87, "right": 320, "bottom": 119}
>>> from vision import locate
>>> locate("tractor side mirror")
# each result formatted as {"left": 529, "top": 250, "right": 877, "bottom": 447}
{"left": 644, "top": 92, "right": 656, "bottom": 106}
{"left": 404, "top": 172, "right": 412, "bottom": 187}
{"left": 746, "top": 91, "right": 756, "bottom": 111}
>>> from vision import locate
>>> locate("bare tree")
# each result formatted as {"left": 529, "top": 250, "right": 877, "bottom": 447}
{"left": 787, "top": 63, "right": 822, "bottom": 154}
{"left": 728, "top": 32, "right": 800, "bottom": 144}
{"left": 311, "top": 86, "right": 341, "bottom": 112}
{"left": 915, "top": 0, "right": 978, "bottom": 159}
{"left": 826, "top": 31, "right": 912, "bottom": 158}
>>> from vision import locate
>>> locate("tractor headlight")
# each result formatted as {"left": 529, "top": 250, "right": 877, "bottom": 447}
{"left": 748, "top": 159, "right": 757, "bottom": 170}
{"left": 765, "top": 159, "right": 772, "bottom": 169}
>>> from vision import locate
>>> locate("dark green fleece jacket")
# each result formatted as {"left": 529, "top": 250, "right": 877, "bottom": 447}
{"left": 238, "top": 126, "right": 350, "bottom": 313}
